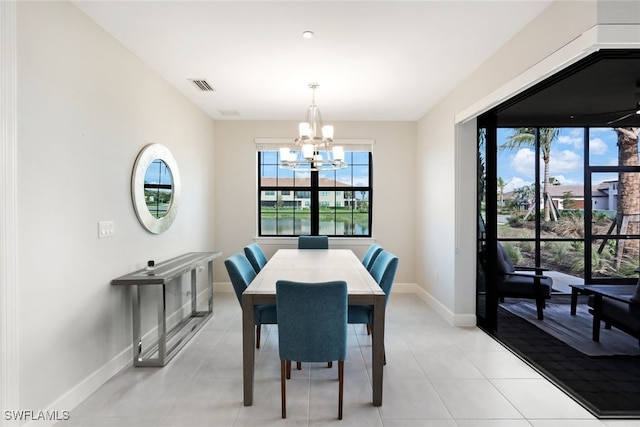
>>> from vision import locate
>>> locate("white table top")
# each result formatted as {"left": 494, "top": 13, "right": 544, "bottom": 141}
{"left": 244, "top": 249, "right": 384, "bottom": 297}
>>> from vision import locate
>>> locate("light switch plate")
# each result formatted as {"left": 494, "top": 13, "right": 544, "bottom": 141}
{"left": 98, "top": 220, "right": 115, "bottom": 238}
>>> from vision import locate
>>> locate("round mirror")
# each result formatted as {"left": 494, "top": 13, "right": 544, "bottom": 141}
{"left": 132, "top": 143, "right": 180, "bottom": 234}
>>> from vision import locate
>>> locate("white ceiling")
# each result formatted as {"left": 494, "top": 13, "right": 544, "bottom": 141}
{"left": 72, "top": 0, "right": 552, "bottom": 122}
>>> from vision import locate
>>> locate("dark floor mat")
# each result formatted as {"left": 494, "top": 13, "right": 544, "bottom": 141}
{"left": 494, "top": 299, "right": 640, "bottom": 418}
{"left": 500, "top": 298, "right": 640, "bottom": 356}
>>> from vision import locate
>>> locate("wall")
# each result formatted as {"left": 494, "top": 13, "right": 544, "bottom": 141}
{"left": 15, "top": 1, "right": 215, "bottom": 415}
{"left": 416, "top": 0, "right": 599, "bottom": 325}
{"left": 213, "top": 121, "right": 416, "bottom": 285}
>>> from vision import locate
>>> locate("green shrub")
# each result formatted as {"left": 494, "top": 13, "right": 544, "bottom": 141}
{"left": 503, "top": 243, "right": 523, "bottom": 264}
{"left": 508, "top": 216, "right": 525, "bottom": 228}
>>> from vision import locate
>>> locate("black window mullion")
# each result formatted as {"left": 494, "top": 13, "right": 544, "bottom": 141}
{"left": 258, "top": 149, "right": 372, "bottom": 237}
{"left": 310, "top": 170, "right": 319, "bottom": 235}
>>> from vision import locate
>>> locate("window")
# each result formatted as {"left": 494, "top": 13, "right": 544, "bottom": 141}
{"left": 258, "top": 149, "right": 372, "bottom": 237}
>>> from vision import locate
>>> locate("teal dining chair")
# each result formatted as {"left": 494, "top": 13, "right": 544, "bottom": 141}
{"left": 276, "top": 280, "right": 348, "bottom": 419}
{"left": 298, "top": 235, "right": 329, "bottom": 249}
{"left": 362, "top": 243, "right": 383, "bottom": 271}
{"left": 348, "top": 250, "right": 399, "bottom": 343}
{"left": 244, "top": 242, "right": 268, "bottom": 273}
{"left": 224, "top": 253, "right": 277, "bottom": 349}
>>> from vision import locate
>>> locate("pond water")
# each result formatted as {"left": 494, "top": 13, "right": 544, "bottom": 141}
{"left": 261, "top": 218, "right": 369, "bottom": 236}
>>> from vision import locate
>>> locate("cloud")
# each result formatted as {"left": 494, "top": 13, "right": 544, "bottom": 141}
{"left": 549, "top": 149, "right": 581, "bottom": 173}
{"left": 504, "top": 176, "right": 530, "bottom": 193}
{"left": 558, "top": 132, "right": 583, "bottom": 149}
{"left": 590, "top": 127, "right": 616, "bottom": 135}
{"left": 589, "top": 137, "right": 608, "bottom": 155}
{"left": 353, "top": 177, "right": 369, "bottom": 186}
{"left": 510, "top": 148, "right": 535, "bottom": 176}
{"left": 551, "top": 174, "right": 580, "bottom": 185}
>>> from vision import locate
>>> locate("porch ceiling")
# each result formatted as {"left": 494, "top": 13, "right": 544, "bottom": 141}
{"left": 495, "top": 50, "right": 640, "bottom": 128}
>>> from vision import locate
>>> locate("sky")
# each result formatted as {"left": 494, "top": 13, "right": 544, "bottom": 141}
{"left": 496, "top": 127, "right": 630, "bottom": 193}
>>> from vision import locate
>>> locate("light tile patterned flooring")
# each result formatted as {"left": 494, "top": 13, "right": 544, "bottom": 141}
{"left": 58, "top": 292, "right": 639, "bottom": 426}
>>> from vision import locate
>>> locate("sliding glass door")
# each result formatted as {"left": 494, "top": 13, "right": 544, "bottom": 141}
{"left": 477, "top": 120, "right": 640, "bottom": 331}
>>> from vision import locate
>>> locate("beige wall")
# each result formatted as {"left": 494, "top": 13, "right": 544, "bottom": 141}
{"left": 4, "top": 0, "right": 640, "bottom": 421}
{"left": 15, "top": 1, "right": 216, "bottom": 413}
{"left": 418, "top": 0, "right": 640, "bottom": 325}
{"left": 417, "top": 0, "right": 600, "bottom": 325}
{"left": 213, "top": 121, "right": 416, "bottom": 284}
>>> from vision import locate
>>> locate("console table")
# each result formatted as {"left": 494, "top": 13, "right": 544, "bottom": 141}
{"left": 112, "top": 252, "right": 221, "bottom": 366}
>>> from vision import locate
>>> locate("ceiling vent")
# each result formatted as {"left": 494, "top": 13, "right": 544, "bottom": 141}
{"left": 189, "top": 79, "right": 215, "bottom": 92}
{"left": 218, "top": 110, "right": 241, "bottom": 117}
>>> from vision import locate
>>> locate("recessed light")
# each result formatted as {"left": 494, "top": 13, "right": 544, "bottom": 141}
{"left": 302, "top": 31, "right": 314, "bottom": 39}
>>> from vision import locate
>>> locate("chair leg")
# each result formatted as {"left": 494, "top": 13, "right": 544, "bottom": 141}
{"left": 535, "top": 297, "right": 544, "bottom": 320}
{"left": 328, "top": 361, "right": 332, "bottom": 368}
{"left": 366, "top": 324, "right": 371, "bottom": 335}
{"left": 338, "top": 361, "right": 344, "bottom": 420}
{"left": 296, "top": 361, "right": 301, "bottom": 370}
{"left": 286, "top": 360, "right": 291, "bottom": 380}
{"left": 281, "top": 360, "right": 287, "bottom": 418}
{"left": 256, "top": 325, "right": 261, "bottom": 349}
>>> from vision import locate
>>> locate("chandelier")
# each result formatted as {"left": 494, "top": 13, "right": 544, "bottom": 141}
{"left": 279, "top": 83, "right": 347, "bottom": 171}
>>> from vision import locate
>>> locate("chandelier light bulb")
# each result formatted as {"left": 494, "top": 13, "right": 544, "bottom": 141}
{"left": 302, "top": 144, "right": 314, "bottom": 160}
{"left": 322, "top": 125, "right": 334, "bottom": 140}
{"left": 299, "top": 122, "right": 311, "bottom": 138}
{"left": 280, "top": 83, "right": 347, "bottom": 171}
{"left": 332, "top": 146, "right": 344, "bottom": 162}
{"left": 280, "top": 147, "right": 291, "bottom": 162}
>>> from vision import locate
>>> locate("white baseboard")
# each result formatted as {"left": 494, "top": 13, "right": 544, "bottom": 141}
{"left": 29, "top": 287, "right": 215, "bottom": 427}
{"left": 214, "top": 281, "right": 234, "bottom": 293}
{"left": 395, "top": 283, "right": 477, "bottom": 327}
{"left": 218, "top": 280, "right": 476, "bottom": 327}
{"left": 26, "top": 347, "right": 131, "bottom": 427}
{"left": 39, "top": 283, "right": 474, "bottom": 426}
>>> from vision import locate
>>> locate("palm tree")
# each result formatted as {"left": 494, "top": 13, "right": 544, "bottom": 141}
{"left": 513, "top": 184, "right": 535, "bottom": 210}
{"left": 612, "top": 127, "right": 640, "bottom": 265}
{"left": 497, "top": 177, "right": 506, "bottom": 206}
{"left": 500, "top": 128, "right": 559, "bottom": 221}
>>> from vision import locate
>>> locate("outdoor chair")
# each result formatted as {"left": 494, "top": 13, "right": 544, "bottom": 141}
{"left": 496, "top": 242, "right": 553, "bottom": 320}
{"left": 276, "top": 280, "right": 348, "bottom": 419}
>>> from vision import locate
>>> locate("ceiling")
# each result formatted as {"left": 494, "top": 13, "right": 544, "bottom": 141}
{"left": 71, "top": 0, "right": 554, "bottom": 122}
{"left": 494, "top": 50, "right": 640, "bottom": 127}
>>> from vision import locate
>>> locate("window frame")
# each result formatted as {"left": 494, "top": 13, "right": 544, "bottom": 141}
{"left": 257, "top": 150, "right": 373, "bottom": 237}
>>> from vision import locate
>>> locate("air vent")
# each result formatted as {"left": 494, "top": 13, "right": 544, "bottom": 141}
{"left": 218, "top": 110, "right": 241, "bottom": 117}
{"left": 189, "top": 79, "right": 215, "bottom": 91}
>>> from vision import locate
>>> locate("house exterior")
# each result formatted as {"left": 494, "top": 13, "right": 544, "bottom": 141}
{"left": 259, "top": 178, "right": 354, "bottom": 209}
{"left": 546, "top": 184, "right": 585, "bottom": 210}
{"left": 592, "top": 180, "right": 618, "bottom": 211}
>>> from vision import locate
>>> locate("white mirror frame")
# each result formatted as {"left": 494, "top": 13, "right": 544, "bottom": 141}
{"left": 131, "top": 143, "right": 180, "bottom": 234}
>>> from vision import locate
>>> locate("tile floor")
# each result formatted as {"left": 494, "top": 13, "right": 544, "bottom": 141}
{"left": 58, "top": 292, "right": 639, "bottom": 426}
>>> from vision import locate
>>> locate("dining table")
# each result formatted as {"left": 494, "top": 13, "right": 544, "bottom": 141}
{"left": 241, "top": 248, "right": 387, "bottom": 406}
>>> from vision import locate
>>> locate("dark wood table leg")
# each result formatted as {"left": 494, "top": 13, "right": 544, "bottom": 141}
{"left": 592, "top": 294, "right": 602, "bottom": 342}
{"left": 570, "top": 287, "right": 579, "bottom": 315}
{"left": 242, "top": 294, "right": 255, "bottom": 406}
{"left": 371, "top": 295, "right": 385, "bottom": 406}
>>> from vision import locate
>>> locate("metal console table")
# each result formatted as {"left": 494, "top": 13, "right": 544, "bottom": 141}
{"left": 112, "top": 251, "right": 221, "bottom": 366}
